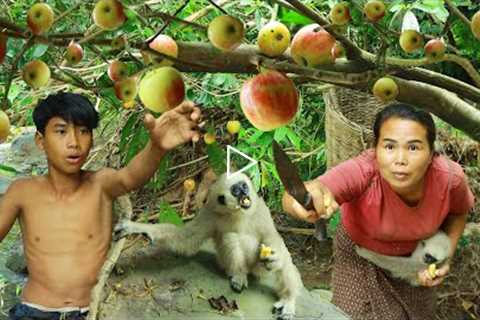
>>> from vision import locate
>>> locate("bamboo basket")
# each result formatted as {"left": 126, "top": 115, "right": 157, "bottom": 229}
{"left": 323, "top": 86, "right": 389, "bottom": 168}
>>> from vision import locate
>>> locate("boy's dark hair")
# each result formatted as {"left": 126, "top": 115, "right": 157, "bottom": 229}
{"left": 373, "top": 103, "right": 436, "bottom": 151}
{"left": 33, "top": 92, "right": 99, "bottom": 134}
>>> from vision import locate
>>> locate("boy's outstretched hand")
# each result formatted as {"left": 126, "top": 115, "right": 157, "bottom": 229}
{"left": 145, "top": 101, "right": 202, "bottom": 151}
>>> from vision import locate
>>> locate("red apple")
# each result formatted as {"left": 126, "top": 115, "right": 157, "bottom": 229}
{"left": 139, "top": 66, "right": 185, "bottom": 113}
{"left": 240, "top": 70, "right": 299, "bottom": 131}
{"left": 364, "top": 0, "right": 386, "bottom": 22}
{"left": 22, "top": 60, "right": 50, "bottom": 89}
{"left": 92, "top": 0, "right": 126, "bottom": 30}
{"left": 0, "top": 33, "right": 6, "bottom": 64}
{"left": 27, "top": 3, "right": 54, "bottom": 35}
{"left": 290, "top": 24, "right": 336, "bottom": 67}
{"left": 114, "top": 77, "right": 137, "bottom": 102}
{"left": 330, "top": 2, "right": 350, "bottom": 26}
{"left": 148, "top": 34, "right": 178, "bottom": 66}
{"left": 424, "top": 38, "right": 446, "bottom": 62}
{"left": 331, "top": 41, "right": 345, "bottom": 59}
{"left": 65, "top": 41, "right": 84, "bottom": 65}
{"left": 471, "top": 11, "right": 480, "bottom": 40}
{"left": 208, "top": 15, "right": 244, "bottom": 51}
{"left": 108, "top": 60, "right": 128, "bottom": 82}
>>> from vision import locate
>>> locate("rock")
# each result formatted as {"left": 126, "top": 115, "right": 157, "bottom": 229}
{"left": 98, "top": 240, "right": 349, "bottom": 320}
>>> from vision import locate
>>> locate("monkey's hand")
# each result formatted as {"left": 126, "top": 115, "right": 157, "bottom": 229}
{"left": 259, "top": 243, "right": 282, "bottom": 271}
{"left": 113, "top": 220, "right": 155, "bottom": 243}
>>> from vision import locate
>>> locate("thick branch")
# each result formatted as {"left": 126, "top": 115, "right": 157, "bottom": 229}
{"left": 394, "top": 77, "right": 480, "bottom": 141}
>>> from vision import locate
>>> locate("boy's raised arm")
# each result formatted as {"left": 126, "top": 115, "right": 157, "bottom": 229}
{"left": 0, "top": 180, "right": 22, "bottom": 242}
{"left": 98, "top": 101, "right": 201, "bottom": 199}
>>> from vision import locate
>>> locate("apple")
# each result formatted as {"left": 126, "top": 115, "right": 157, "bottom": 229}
{"left": 108, "top": 60, "right": 128, "bottom": 81}
{"left": 111, "top": 35, "right": 127, "bottom": 50}
{"left": 290, "top": 24, "right": 336, "bottom": 67}
{"left": 139, "top": 66, "right": 185, "bottom": 113}
{"left": 226, "top": 120, "right": 241, "bottom": 135}
{"left": 0, "top": 110, "right": 10, "bottom": 143}
{"left": 0, "top": 33, "right": 6, "bottom": 64}
{"left": 364, "top": 0, "right": 386, "bottom": 22}
{"left": 257, "top": 21, "right": 291, "bottom": 57}
{"left": 330, "top": 2, "right": 350, "bottom": 26}
{"left": 22, "top": 60, "right": 50, "bottom": 89}
{"left": 208, "top": 15, "right": 244, "bottom": 51}
{"left": 114, "top": 77, "right": 137, "bottom": 102}
{"left": 148, "top": 34, "right": 178, "bottom": 66}
{"left": 204, "top": 133, "right": 216, "bottom": 144}
{"left": 27, "top": 3, "right": 54, "bottom": 35}
{"left": 471, "top": 10, "right": 480, "bottom": 40}
{"left": 373, "top": 77, "right": 399, "bottom": 102}
{"left": 240, "top": 70, "right": 298, "bottom": 131}
{"left": 399, "top": 30, "right": 424, "bottom": 53}
{"left": 424, "top": 38, "right": 446, "bottom": 62}
{"left": 92, "top": 0, "right": 126, "bottom": 30}
{"left": 64, "top": 41, "right": 83, "bottom": 65}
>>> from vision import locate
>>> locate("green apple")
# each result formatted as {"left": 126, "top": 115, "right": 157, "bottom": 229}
{"left": 330, "top": 2, "right": 350, "bottom": 26}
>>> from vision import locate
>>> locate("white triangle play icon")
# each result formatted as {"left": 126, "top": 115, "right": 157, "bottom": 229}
{"left": 226, "top": 145, "right": 258, "bottom": 179}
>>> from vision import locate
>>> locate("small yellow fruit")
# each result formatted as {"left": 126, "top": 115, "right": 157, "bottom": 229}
{"left": 183, "top": 178, "right": 196, "bottom": 192}
{"left": 0, "top": 110, "right": 10, "bottom": 142}
{"left": 226, "top": 120, "right": 241, "bottom": 135}
{"left": 260, "top": 244, "right": 272, "bottom": 259}
{"left": 257, "top": 21, "right": 291, "bottom": 57}
{"left": 472, "top": 11, "right": 480, "bottom": 40}
{"left": 372, "top": 77, "right": 399, "bottom": 102}
{"left": 428, "top": 264, "right": 437, "bottom": 278}
{"left": 204, "top": 133, "right": 216, "bottom": 144}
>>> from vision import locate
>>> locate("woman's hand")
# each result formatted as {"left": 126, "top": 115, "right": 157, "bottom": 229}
{"left": 417, "top": 263, "right": 450, "bottom": 287}
{"left": 281, "top": 179, "right": 338, "bottom": 223}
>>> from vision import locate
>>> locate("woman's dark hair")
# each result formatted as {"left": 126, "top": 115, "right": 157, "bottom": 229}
{"left": 33, "top": 92, "right": 99, "bottom": 134}
{"left": 373, "top": 103, "right": 436, "bottom": 151}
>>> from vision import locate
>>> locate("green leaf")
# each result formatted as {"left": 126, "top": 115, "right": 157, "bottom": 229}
{"left": 286, "top": 128, "right": 301, "bottom": 149}
{"left": 158, "top": 201, "right": 183, "bottom": 226}
{"left": 413, "top": 0, "right": 449, "bottom": 23}
{"left": 31, "top": 44, "right": 49, "bottom": 59}
{"left": 0, "top": 164, "right": 18, "bottom": 176}
{"left": 279, "top": 7, "right": 314, "bottom": 25}
{"left": 206, "top": 143, "right": 227, "bottom": 175}
{"left": 274, "top": 127, "right": 288, "bottom": 142}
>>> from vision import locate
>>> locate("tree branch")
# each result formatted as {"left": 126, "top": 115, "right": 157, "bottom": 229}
{"left": 445, "top": 0, "right": 472, "bottom": 27}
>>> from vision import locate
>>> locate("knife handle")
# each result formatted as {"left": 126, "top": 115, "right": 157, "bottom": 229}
{"left": 303, "top": 192, "right": 328, "bottom": 241}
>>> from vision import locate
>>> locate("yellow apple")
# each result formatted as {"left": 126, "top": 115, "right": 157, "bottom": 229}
{"left": 108, "top": 60, "right": 129, "bottom": 82}
{"left": 139, "top": 66, "right": 185, "bottom": 113}
{"left": 92, "top": 0, "right": 126, "bottom": 30}
{"left": 27, "top": 3, "right": 54, "bottom": 35}
{"left": 330, "top": 2, "right": 351, "bottom": 26}
{"left": 424, "top": 38, "right": 446, "bottom": 62}
{"left": 399, "top": 30, "right": 424, "bottom": 53}
{"left": 204, "top": 132, "right": 216, "bottom": 144}
{"left": 22, "top": 60, "right": 50, "bottom": 89}
{"left": 0, "top": 110, "right": 10, "bottom": 142}
{"left": 226, "top": 120, "right": 241, "bottom": 135}
{"left": 471, "top": 11, "right": 480, "bottom": 40}
{"left": 208, "top": 15, "right": 244, "bottom": 51}
{"left": 257, "top": 21, "right": 291, "bottom": 57}
{"left": 65, "top": 41, "right": 84, "bottom": 65}
{"left": 114, "top": 77, "right": 137, "bottom": 102}
{"left": 364, "top": 0, "right": 386, "bottom": 22}
{"left": 373, "top": 77, "right": 399, "bottom": 102}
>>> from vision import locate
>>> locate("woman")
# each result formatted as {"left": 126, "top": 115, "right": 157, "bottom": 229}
{"left": 282, "top": 103, "right": 474, "bottom": 319}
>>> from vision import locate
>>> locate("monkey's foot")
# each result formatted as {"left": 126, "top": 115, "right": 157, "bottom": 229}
{"left": 272, "top": 299, "right": 295, "bottom": 320}
{"left": 229, "top": 274, "right": 248, "bottom": 292}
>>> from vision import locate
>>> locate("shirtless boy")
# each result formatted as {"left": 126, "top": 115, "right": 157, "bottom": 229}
{"left": 0, "top": 92, "right": 201, "bottom": 320}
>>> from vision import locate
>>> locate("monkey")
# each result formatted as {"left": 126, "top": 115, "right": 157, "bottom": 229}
{"left": 114, "top": 172, "right": 303, "bottom": 320}
{"left": 355, "top": 231, "right": 452, "bottom": 286}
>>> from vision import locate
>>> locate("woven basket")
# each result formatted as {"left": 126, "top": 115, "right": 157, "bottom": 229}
{"left": 323, "top": 86, "right": 389, "bottom": 168}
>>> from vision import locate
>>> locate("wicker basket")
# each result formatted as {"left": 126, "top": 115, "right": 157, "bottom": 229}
{"left": 323, "top": 86, "right": 389, "bottom": 168}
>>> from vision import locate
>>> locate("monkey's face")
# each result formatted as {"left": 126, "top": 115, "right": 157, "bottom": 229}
{"left": 206, "top": 172, "right": 257, "bottom": 215}
{"left": 416, "top": 231, "right": 451, "bottom": 265}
